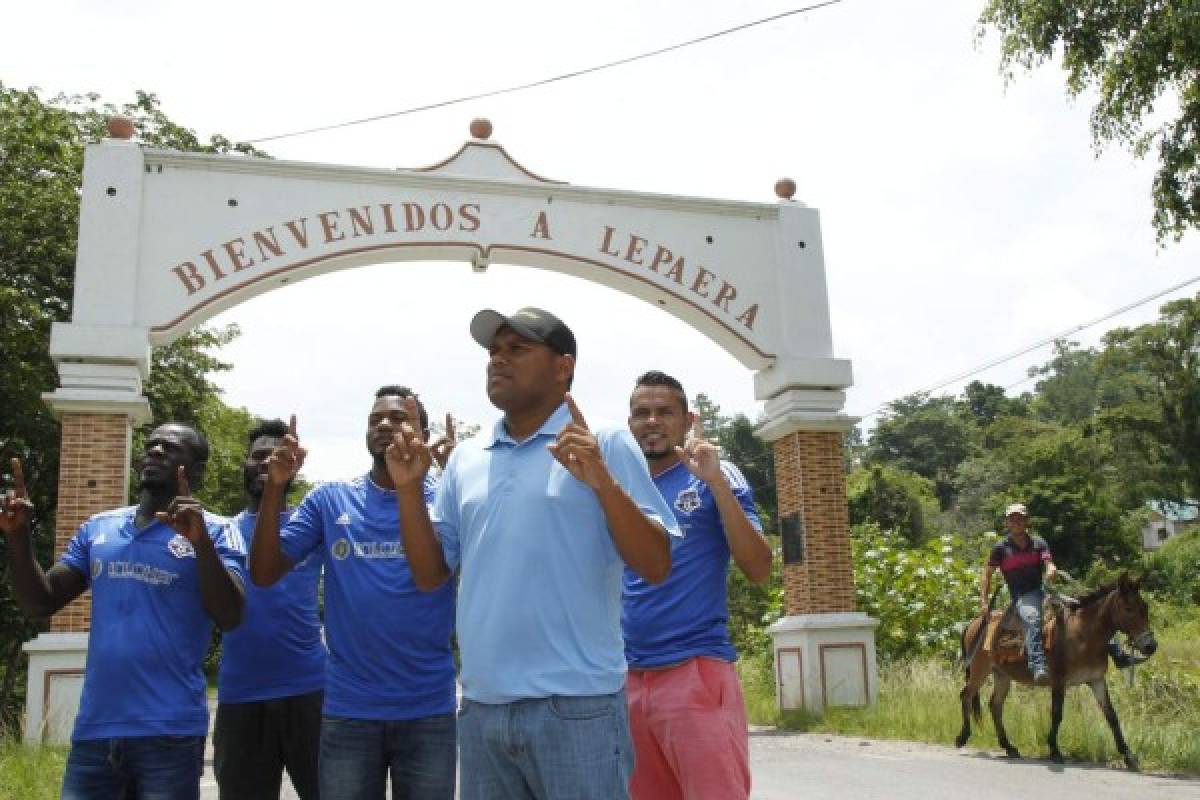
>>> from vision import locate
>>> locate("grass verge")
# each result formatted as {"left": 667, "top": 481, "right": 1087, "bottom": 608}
{"left": 0, "top": 735, "right": 67, "bottom": 799}
{"left": 741, "top": 624, "right": 1200, "bottom": 776}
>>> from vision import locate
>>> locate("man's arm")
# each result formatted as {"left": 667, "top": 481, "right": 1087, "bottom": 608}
{"left": 709, "top": 476, "right": 772, "bottom": 584}
{"left": 249, "top": 416, "right": 303, "bottom": 587}
{"left": 676, "top": 422, "right": 772, "bottom": 583}
{"left": 1, "top": 459, "right": 86, "bottom": 618}
{"left": 158, "top": 467, "right": 245, "bottom": 631}
{"left": 550, "top": 394, "right": 670, "bottom": 584}
{"left": 389, "top": 397, "right": 452, "bottom": 592}
{"left": 592, "top": 482, "right": 671, "bottom": 584}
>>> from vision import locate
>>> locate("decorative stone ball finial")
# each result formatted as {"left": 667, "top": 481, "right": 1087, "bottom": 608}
{"left": 774, "top": 177, "right": 797, "bottom": 201}
{"left": 469, "top": 118, "right": 493, "bottom": 140}
{"left": 106, "top": 115, "right": 136, "bottom": 140}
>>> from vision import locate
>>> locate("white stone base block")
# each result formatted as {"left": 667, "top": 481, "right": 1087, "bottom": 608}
{"left": 767, "top": 612, "right": 879, "bottom": 714}
{"left": 23, "top": 632, "right": 88, "bottom": 744}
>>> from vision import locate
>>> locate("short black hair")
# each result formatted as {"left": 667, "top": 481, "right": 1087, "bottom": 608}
{"left": 634, "top": 370, "right": 688, "bottom": 412}
{"left": 375, "top": 385, "right": 429, "bottom": 432}
{"left": 247, "top": 418, "right": 288, "bottom": 447}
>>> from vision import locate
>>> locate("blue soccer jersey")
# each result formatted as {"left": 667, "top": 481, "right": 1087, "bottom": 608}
{"left": 622, "top": 461, "right": 762, "bottom": 668}
{"left": 59, "top": 507, "right": 247, "bottom": 741}
{"left": 278, "top": 474, "right": 454, "bottom": 720}
{"left": 218, "top": 510, "right": 326, "bottom": 704}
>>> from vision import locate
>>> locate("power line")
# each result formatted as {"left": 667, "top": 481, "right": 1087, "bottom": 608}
{"left": 243, "top": 1, "right": 847, "bottom": 144}
{"left": 854, "top": 273, "right": 1200, "bottom": 421}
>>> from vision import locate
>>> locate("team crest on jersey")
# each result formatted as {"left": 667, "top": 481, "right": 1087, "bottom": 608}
{"left": 674, "top": 487, "right": 702, "bottom": 514}
{"left": 91, "top": 558, "right": 103, "bottom": 579}
{"left": 331, "top": 538, "right": 351, "bottom": 560}
{"left": 167, "top": 534, "right": 196, "bottom": 558}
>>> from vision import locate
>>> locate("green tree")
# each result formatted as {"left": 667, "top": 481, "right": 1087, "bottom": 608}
{"left": 0, "top": 84, "right": 264, "bottom": 730}
{"left": 868, "top": 393, "right": 976, "bottom": 509}
{"left": 847, "top": 464, "right": 940, "bottom": 545}
{"left": 1098, "top": 294, "right": 1200, "bottom": 504}
{"left": 978, "top": 1, "right": 1200, "bottom": 240}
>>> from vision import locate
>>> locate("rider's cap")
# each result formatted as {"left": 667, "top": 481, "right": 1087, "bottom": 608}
{"left": 1004, "top": 503, "right": 1028, "bottom": 517}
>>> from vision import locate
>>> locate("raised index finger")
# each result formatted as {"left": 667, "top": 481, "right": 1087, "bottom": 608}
{"left": 176, "top": 465, "right": 191, "bottom": 497}
{"left": 288, "top": 414, "right": 298, "bottom": 440}
{"left": 445, "top": 413, "right": 456, "bottom": 442}
{"left": 10, "top": 459, "right": 26, "bottom": 497}
{"left": 563, "top": 393, "right": 589, "bottom": 430}
{"left": 691, "top": 416, "right": 706, "bottom": 440}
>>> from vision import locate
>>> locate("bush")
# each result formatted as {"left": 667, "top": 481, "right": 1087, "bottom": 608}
{"left": 851, "top": 523, "right": 986, "bottom": 662}
{"left": 1143, "top": 528, "right": 1200, "bottom": 604}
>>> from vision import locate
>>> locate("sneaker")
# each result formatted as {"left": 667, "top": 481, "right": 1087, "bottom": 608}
{"left": 1032, "top": 670, "right": 1051, "bottom": 686}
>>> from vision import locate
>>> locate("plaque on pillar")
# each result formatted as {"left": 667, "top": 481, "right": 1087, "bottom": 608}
{"left": 781, "top": 512, "right": 805, "bottom": 564}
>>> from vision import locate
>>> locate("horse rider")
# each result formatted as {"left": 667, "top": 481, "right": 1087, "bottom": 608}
{"left": 980, "top": 503, "right": 1058, "bottom": 685}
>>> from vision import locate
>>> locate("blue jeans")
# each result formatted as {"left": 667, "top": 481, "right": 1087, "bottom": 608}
{"left": 1015, "top": 588, "right": 1047, "bottom": 674}
{"left": 319, "top": 713, "right": 456, "bottom": 800}
{"left": 459, "top": 691, "right": 634, "bottom": 800}
{"left": 61, "top": 735, "right": 204, "bottom": 800}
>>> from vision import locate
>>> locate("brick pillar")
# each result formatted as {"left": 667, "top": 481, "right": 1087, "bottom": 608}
{"left": 48, "top": 413, "right": 134, "bottom": 633}
{"left": 773, "top": 429, "right": 855, "bottom": 616}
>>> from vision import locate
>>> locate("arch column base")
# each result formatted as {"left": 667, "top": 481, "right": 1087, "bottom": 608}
{"left": 767, "top": 612, "right": 878, "bottom": 713}
{"left": 22, "top": 633, "right": 89, "bottom": 744}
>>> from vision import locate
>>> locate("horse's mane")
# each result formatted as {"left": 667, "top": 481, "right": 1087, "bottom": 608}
{"left": 1075, "top": 581, "right": 1118, "bottom": 608}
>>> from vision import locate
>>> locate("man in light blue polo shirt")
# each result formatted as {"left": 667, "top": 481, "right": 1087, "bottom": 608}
{"left": 249, "top": 388, "right": 455, "bottom": 800}
{"left": 387, "top": 307, "right": 680, "bottom": 800}
{"left": 215, "top": 418, "right": 326, "bottom": 800}
{"left": 1, "top": 424, "right": 246, "bottom": 800}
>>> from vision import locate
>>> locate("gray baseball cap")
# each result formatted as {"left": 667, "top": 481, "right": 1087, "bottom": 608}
{"left": 470, "top": 307, "right": 577, "bottom": 357}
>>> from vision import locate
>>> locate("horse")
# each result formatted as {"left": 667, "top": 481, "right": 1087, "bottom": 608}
{"left": 954, "top": 572, "right": 1157, "bottom": 770}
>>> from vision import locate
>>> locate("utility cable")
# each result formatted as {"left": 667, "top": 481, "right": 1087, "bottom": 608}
{"left": 853, "top": 273, "right": 1200, "bottom": 421}
{"left": 243, "top": 1, "right": 846, "bottom": 144}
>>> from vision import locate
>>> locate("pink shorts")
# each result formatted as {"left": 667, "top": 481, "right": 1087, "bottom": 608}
{"left": 626, "top": 657, "right": 750, "bottom": 800}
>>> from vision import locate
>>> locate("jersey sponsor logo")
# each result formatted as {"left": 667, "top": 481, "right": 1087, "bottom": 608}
{"left": 106, "top": 561, "right": 179, "bottom": 586}
{"left": 674, "top": 487, "right": 702, "bottom": 515}
{"left": 335, "top": 512, "right": 353, "bottom": 526}
{"left": 167, "top": 534, "right": 196, "bottom": 559}
{"left": 93, "top": 533, "right": 107, "bottom": 545}
{"left": 91, "top": 558, "right": 103, "bottom": 579}
{"left": 329, "top": 537, "right": 405, "bottom": 561}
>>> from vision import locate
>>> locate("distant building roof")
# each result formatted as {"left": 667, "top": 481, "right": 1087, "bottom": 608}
{"left": 1148, "top": 500, "right": 1200, "bottom": 522}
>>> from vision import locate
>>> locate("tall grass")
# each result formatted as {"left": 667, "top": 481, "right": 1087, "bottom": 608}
{"left": 0, "top": 735, "right": 67, "bottom": 799}
{"left": 742, "top": 627, "right": 1200, "bottom": 776}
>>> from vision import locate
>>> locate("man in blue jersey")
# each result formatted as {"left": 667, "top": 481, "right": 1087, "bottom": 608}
{"left": 386, "top": 306, "right": 680, "bottom": 800}
{"left": 623, "top": 371, "right": 773, "bottom": 800}
{"left": 249, "top": 388, "right": 455, "bottom": 800}
{"left": 215, "top": 418, "right": 326, "bottom": 800}
{"left": 1, "top": 424, "right": 247, "bottom": 800}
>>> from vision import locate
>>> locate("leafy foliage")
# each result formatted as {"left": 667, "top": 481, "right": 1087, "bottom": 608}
{"left": 0, "top": 84, "right": 264, "bottom": 730}
{"left": 847, "top": 464, "right": 939, "bottom": 545}
{"left": 851, "top": 523, "right": 984, "bottom": 662}
{"left": 978, "top": 0, "right": 1200, "bottom": 240}
{"left": 1143, "top": 527, "right": 1200, "bottom": 604}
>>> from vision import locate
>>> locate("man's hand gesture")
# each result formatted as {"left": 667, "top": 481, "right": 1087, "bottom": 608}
{"left": 430, "top": 413, "right": 457, "bottom": 469}
{"left": 385, "top": 397, "right": 433, "bottom": 489}
{"left": 156, "top": 466, "right": 207, "bottom": 544}
{"left": 676, "top": 416, "right": 724, "bottom": 486}
{"left": 267, "top": 415, "right": 307, "bottom": 488}
{"left": 548, "top": 394, "right": 614, "bottom": 492}
{"left": 1, "top": 458, "right": 34, "bottom": 537}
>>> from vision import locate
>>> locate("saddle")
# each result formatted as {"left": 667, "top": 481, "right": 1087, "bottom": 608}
{"left": 982, "top": 595, "right": 1065, "bottom": 664}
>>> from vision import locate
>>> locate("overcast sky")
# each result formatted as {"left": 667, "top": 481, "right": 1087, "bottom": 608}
{"left": 7, "top": 0, "right": 1200, "bottom": 481}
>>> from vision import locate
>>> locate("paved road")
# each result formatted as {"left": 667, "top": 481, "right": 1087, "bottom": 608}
{"left": 200, "top": 724, "right": 1200, "bottom": 799}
